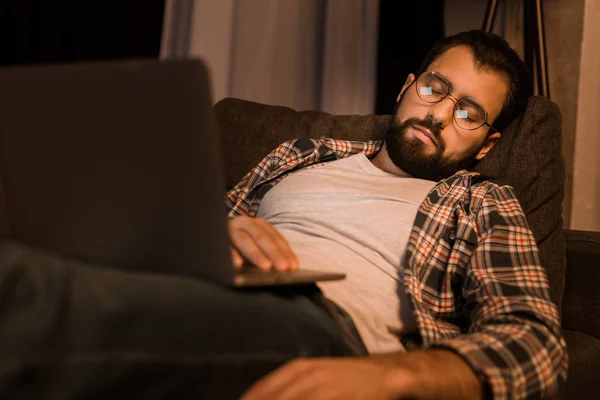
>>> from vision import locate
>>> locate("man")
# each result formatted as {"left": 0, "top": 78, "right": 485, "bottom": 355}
{"left": 227, "top": 30, "right": 567, "bottom": 399}
{"left": 1, "top": 31, "right": 565, "bottom": 400}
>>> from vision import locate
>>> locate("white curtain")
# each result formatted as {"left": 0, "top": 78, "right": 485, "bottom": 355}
{"left": 161, "top": 0, "right": 380, "bottom": 115}
{"left": 571, "top": 0, "right": 600, "bottom": 231}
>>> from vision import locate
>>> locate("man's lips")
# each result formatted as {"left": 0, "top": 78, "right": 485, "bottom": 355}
{"left": 410, "top": 125, "right": 438, "bottom": 146}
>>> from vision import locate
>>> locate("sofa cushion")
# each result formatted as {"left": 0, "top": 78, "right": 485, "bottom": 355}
{"left": 214, "top": 96, "right": 566, "bottom": 309}
{"left": 559, "top": 329, "right": 600, "bottom": 399}
{"left": 562, "top": 229, "right": 600, "bottom": 338}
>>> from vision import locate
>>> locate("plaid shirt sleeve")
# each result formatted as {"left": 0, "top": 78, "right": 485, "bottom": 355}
{"left": 429, "top": 184, "right": 568, "bottom": 399}
{"left": 225, "top": 140, "right": 301, "bottom": 217}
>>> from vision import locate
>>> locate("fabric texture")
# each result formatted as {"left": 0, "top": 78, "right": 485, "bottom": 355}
{"left": 257, "top": 153, "right": 433, "bottom": 353}
{"left": 562, "top": 229, "right": 600, "bottom": 338}
{"left": 214, "top": 96, "right": 567, "bottom": 312}
{"left": 225, "top": 136, "right": 567, "bottom": 399}
{"left": 559, "top": 329, "right": 600, "bottom": 399}
{"left": 0, "top": 184, "right": 10, "bottom": 241}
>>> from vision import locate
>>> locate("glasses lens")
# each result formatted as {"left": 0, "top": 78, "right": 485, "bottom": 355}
{"left": 455, "top": 98, "right": 487, "bottom": 130}
{"left": 417, "top": 72, "right": 448, "bottom": 103}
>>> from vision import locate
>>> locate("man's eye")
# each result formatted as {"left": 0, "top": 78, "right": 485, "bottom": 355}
{"left": 420, "top": 86, "right": 444, "bottom": 96}
{"left": 456, "top": 109, "right": 469, "bottom": 119}
{"left": 457, "top": 108, "right": 479, "bottom": 122}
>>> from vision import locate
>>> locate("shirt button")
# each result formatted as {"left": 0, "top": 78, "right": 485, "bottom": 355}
{"left": 448, "top": 230, "right": 456, "bottom": 242}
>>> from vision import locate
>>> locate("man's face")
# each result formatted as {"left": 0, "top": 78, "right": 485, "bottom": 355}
{"left": 385, "top": 46, "right": 509, "bottom": 180}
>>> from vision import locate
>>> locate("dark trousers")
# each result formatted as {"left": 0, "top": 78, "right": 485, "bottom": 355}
{"left": 0, "top": 240, "right": 355, "bottom": 399}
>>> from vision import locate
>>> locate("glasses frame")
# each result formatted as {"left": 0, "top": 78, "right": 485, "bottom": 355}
{"left": 415, "top": 71, "right": 497, "bottom": 133}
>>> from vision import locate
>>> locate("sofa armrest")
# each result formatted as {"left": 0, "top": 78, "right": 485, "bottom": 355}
{"left": 561, "top": 229, "right": 600, "bottom": 339}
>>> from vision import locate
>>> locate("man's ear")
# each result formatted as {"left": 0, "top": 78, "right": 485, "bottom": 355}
{"left": 396, "top": 73, "right": 416, "bottom": 102}
{"left": 475, "top": 131, "right": 501, "bottom": 160}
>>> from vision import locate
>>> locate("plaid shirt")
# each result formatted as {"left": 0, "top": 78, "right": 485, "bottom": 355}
{"left": 226, "top": 137, "right": 568, "bottom": 399}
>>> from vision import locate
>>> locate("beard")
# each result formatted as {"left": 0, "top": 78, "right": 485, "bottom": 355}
{"left": 384, "top": 101, "right": 484, "bottom": 181}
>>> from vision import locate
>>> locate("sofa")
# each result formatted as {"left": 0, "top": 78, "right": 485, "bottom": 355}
{"left": 214, "top": 96, "right": 600, "bottom": 399}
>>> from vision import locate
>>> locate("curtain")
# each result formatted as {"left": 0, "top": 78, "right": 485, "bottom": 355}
{"left": 161, "top": 0, "right": 380, "bottom": 115}
{"left": 571, "top": 0, "right": 600, "bottom": 231}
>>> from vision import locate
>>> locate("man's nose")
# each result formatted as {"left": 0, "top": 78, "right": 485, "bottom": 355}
{"left": 427, "top": 97, "right": 455, "bottom": 128}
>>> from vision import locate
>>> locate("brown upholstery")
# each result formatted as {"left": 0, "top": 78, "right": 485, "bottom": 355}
{"left": 560, "top": 329, "right": 600, "bottom": 399}
{"left": 0, "top": 185, "right": 10, "bottom": 241}
{"left": 562, "top": 229, "right": 600, "bottom": 338}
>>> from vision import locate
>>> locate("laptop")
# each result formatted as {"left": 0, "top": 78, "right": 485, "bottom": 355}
{"left": 0, "top": 59, "right": 345, "bottom": 287}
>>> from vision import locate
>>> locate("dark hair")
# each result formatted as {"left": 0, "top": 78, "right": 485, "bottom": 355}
{"left": 418, "top": 30, "right": 532, "bottom": 134}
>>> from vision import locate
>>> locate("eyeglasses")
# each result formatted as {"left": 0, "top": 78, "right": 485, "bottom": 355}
{"left": 415, "top": 71, "right": 497, "bottom": 132}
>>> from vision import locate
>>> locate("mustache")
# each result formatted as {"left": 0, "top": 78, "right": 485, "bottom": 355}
{"left": 399, "top": 117, "right": 443, "bottom": 140}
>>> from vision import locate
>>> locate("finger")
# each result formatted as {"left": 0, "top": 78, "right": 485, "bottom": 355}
{"left": 229, "top": 228, "right": 272, "bottom": 270}
{"left": 254, "top": 219, "right": 299, "bottom": 271}
{"left": 238, "top": 221, "right": 291, "bottom": 272}
{"left": 231, "top": 247, "right": 244, "bottom": 270}
{"left": 230, "top": 216, "right": 296, "bottom": 271}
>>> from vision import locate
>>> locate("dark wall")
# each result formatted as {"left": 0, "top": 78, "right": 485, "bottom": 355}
{"left": 375, "top": 0, "right": 445, "bottom": 115}
{"left": 0, "top": 0, "right": 165, "bottom": 66}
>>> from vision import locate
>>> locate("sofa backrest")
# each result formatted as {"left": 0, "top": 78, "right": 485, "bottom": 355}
{"left": 213, "top": 96, "right": 567, "bottom": 311}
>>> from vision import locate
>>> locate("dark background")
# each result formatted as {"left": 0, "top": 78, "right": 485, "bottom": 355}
{"left": 375, "top": 0, "right": 445, "bottom": 114}
{"left": 0, "top": 0, "right": 166, "bottom": 66}
{"left": 0, "top": 0, "right": 444, "bottom": 115}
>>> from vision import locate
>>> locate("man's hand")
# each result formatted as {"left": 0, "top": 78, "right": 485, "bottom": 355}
{"left": 241, "top": 350, "right": 482, "bottom": 400}
{"left": 240, "top": 357, "right": 415, "bottom": 400}
{"left": 228, "top": 215, "right": 299, "bottom": 271}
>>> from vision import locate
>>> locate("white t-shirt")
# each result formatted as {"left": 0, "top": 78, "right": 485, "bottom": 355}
{"left": 256, "top": 153, "right": 436, "bottom": 353}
